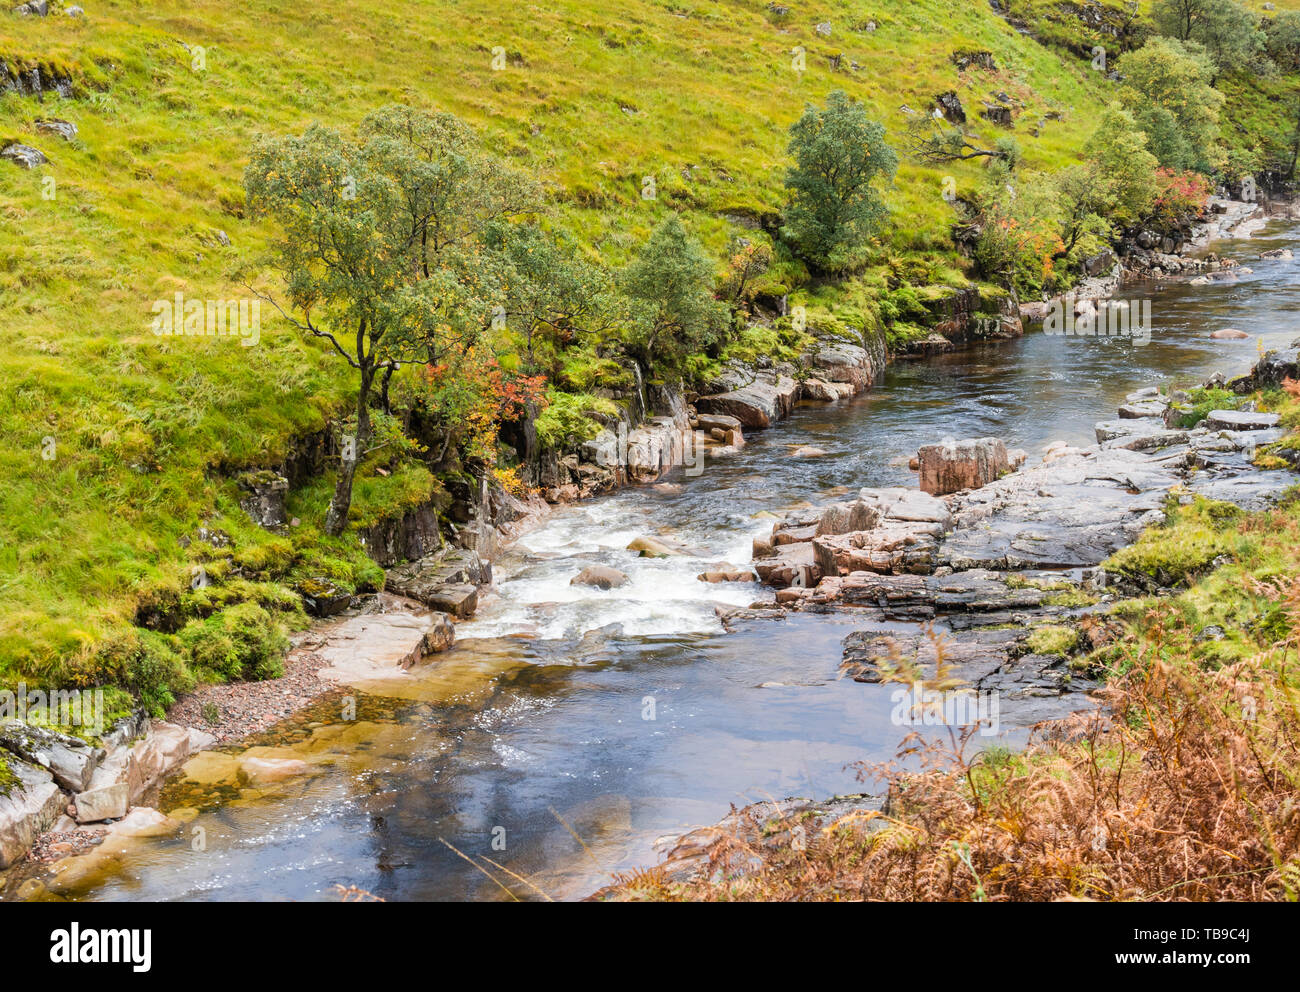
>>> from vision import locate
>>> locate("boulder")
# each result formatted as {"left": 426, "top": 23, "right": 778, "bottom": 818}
{"left": 627, "top": 535, "right": 687, "bottom": 557}
{"left": 424, "top": 612, "right": 456, "bottom": 653}
{"left": 1260, "top": 248, "right": 1292, "bottom": 260}
{"left": 72, "top": 782, "right": 129, "bottom": 824}
{"left": 1210, "top": 328, "right": 1250, "bottom": 340}
{"left": 694, "top": 413, "right": 742, "bottom": 434}
{"left": 0, "top": 757, "right": 66, "bottom": 868}
{"left": 33, "top": 118, "right": 77, "bottom": 141}
{"left": 815, "top": 499, "right": 882, "bottom": 536}
{"left": 0, "top": 721, "right": 105, "bottom": 793}
{"left": 917, "top": 437, "right": 1009, "bottom": 495}
{"left": 697, "top": 568, "right": 756, "bottom": 583}
{"left": 696, "top": 372, "right": 799, "bottom": 429}
{"left": 753, "top": 542, "right": 821, "bottom": 588}
{"left": 811, "top": 341, "right": 875, "bottom": 392}
{"left": 1, "top": 143, "right": 46, "bottom": 169}
{"left": 1119, "top": 401, "right": 1166, "bottom": 419}
{"left": 111, "top": 807, "right": 181, "bottom": 838}
{"left": 297, "top": 577, "right": 353, "bottom": 617}
{"left": 1205, "top": 409, "right": 1280, "bottom": 432}
{"left": 570, "top": 565, "right": 629, "bottom": 590}
{"left": 422, "top": 583, "right": 478, "bottom": 619}
{"left": 386, "top": 548, "right": 490, "bottom": 607}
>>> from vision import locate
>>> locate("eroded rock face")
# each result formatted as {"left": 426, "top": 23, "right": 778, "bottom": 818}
{"left": 696, "top": 371, "right": 799, "bottom": 429}
{"left": 237, "top": 472, "right": 289, "bottom": 529}
{"left": 74, "top": 721, "right": 215, "bottom": 824}
{"left": 0, "top": 722, "right": 105, "bottom": 793}
{"left": 0, "top": 758, "right": 66, "bottom": 868}
{"left": 917, "top": 437, "right": 1009, "bottom": 495}
{"left": 386, "top": 548, "right": 489, "bottom": 617}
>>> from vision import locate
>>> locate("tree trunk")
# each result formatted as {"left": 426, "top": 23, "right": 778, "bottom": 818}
{"left": 324, "top": 366, "right": 374, "bottom": 536}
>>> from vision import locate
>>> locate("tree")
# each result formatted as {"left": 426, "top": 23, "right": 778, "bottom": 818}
{"left": 245, "top": 105, "right": 540, "bottom": 534}
{"left": 1118, "top": 38, "right": 1226, "bottom": 173}
{"left": 781, "top": 90, "right": 898, "bottom": 272}
{"left": 488, "top": 222, "right": 618, "bottom": 376}
{"left": 621, "top": 215, "right": 729, "bottom": 373}
{"left": 1265, "top": 11, "right": 1300, "bottom": 71}
{"left": 719, "top": 235, "right": 772, "bottom": 310}
{"left": 1090, "top": 106, "right": 1160, "bottom": 227}
{"left": 1151, "top": 0, "right": 1265, "bottom": 80}
{"left": 904, "top": 116, "right": 1017, "bottom": 167}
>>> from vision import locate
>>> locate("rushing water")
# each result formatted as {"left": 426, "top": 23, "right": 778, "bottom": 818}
{"left": 9, "top": 220, "right": 1300, "bottom": 902}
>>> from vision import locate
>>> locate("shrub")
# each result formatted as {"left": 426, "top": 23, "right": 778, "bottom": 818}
{"left": 179, "top": 602, "right": 288, "bottom": 683}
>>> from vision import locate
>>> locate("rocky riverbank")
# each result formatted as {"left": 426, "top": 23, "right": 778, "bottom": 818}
{"left": 1020, "top": 195, "right": 1297, "bottom": 324}
{"left": 599, "top": 342, "right": 1297, "bottom": 895}
{"left": 0, "top": 539, "right": 510, "bottom": 877}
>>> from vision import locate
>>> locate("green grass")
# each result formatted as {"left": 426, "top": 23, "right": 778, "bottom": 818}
{"left": 1, "top": 0, "right": 1298, "bottom": 703}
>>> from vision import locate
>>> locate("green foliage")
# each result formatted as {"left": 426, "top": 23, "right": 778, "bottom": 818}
{"left": 1266, "top": 11, "right": 1300, "bottom": 70}
{"left": 92, "top": 630, "right": 196, "bottom": 718}
{"left": 1106, "top": 496, "right": 1247, "bottom": 588}
{"left": 533, "top": 389, "right": 616, "bottom": 451}
{"left": 781, "top": 91, "right": 898, "bottom": 273}
{"left": 1091, "top": 107, "right": 1162, "bottom": 227}
{"left": 621, "top": 215, "right": 729, "bottom": 374}
{"left": 1118, "top": 37, "right": 1227, "bottom": 173}
{"left": 1151, "top": 0, "right": 1266, "bottom": 76}
{"left": 1026, "top": 625, "right": 1079, "bottom": 657}
{"left": 178, "top": 602, "right": 289, "bottom": 684}
{"left": 1174, "top": 386, "right": 1241, "bottom": 427}
{"left": 245, "top": 105, "right": 540, "bottom": 532}
{"left": 489, "top": 221, "right": 620, "bottom": 377}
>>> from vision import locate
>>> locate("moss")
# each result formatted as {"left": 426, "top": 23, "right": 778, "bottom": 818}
{"left": 534, "top": 390, "right": 617, "bottom": 451}
{"left": 178, "top": 602, "right": 288, "bottom": 684}
{"left": 1106, "top": 496, "right": 1247, "bottom": 588}
{"left": 0, "top": 749, "right": 17, "bottom": 798}
{"left": 1026, "top": 624, "right": 1079, "bottom": 657}
{"left": 1172, "top": 387, "right": 1241, "bottom": 429}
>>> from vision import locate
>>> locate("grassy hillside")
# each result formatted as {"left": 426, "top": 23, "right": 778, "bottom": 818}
{"left": 0, "top": 0, "right": 1297, "bottom": 703}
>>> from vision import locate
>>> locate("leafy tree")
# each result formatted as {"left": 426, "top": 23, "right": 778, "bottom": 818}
{"left": 1265, "top": 11, "right": 1300, "bottom": 71}
{"left": 1090, "top": 106, "right": 1161, "bottom": 227}
{"left": 488, "top": 222, "right": 618, "bottom": 376}
{"left": 781, "top": 90, "right": 898, "bottom": 272}
{"left": 1118, "top": 38, "right": 1226, "bottom": 173}
{"left": 904, "top": 116, "right": 1017, "bottom": 167}
{"left": 621, "top": 215, "right": 729, "bottom": 373}
{"left": 245, "top": 105, "right": 539, "bottom": 534}
{"left": 719, "top": 235, "right": 773, "bottom": 310}
{"left": 1151, "top": 0, "right": 1265, "bottom": 80}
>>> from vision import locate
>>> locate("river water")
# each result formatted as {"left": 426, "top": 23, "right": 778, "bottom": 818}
{"left": 10, "top": 220, "right": 1300, "bottom": 902}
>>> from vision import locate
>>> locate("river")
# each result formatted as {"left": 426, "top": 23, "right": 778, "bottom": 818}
{"left": 10, "top": 219, "right": 1300, "bottom": 902}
